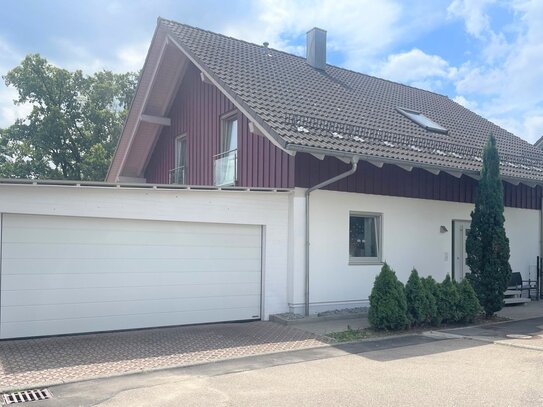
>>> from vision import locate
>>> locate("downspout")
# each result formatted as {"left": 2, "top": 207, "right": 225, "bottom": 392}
{"left": 304, "top": 157, "right": 359, "bottom": 316}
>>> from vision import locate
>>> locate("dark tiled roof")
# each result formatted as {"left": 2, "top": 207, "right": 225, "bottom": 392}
{"left": 160, "top": 18, "right": 543, "bottom": 182}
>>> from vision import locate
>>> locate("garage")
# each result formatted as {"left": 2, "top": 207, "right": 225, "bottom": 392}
{"left": 0, "top": 213, "right": 262, "bottom": 339}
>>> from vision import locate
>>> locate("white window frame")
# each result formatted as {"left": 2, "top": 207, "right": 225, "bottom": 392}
{"left": 170, "top": 134, "right": 186, "bottom": 184}
{"left": 348, "top": 212, "right": 383, "bottom": 265}
{"left": 396, "top": 107, "right": 448, "bottom": 134}
{"left": 213, "top": 111, "right": 238, "bottom": 186}
{"left": 220, "top": 111, "right": 238, "bottom": 154}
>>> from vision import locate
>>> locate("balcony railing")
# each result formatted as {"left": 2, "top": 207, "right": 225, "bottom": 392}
{"left": 169, "top": 166, "right": 186, "bottom": 184}
{"left": 213, "top": 149, "right": 237, "bottom": 186}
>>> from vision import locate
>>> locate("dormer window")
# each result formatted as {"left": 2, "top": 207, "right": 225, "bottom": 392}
{"left": 396, "top": 107, "right": 448, "bottom": 134}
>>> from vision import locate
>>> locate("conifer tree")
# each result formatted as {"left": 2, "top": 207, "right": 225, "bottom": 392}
{"left": 405, "top": 269, "right": 430, "bottom": 326}
{"left": 368, "top": 263, "right": 409, "bottom": 330}
{"left": 466, "top": 134, "right": 512, "bottom": 317}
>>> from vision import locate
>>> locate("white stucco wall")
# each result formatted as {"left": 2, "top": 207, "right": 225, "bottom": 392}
{"left": 0, "top": 184, "right": 291, "bottom": 319}
{"left": 2, "top": 183, "right": 539, "bottom": 319}
{"left": 288, "top": 188, "right": 540, "bottom": 314}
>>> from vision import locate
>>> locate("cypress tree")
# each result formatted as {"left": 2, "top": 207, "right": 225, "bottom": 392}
{"left": 466, "top": 134, "right": 512, "bottom": 317}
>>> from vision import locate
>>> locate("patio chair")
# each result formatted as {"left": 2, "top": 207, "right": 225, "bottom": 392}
{"left": 508, "top": 272, "right": 532, "bottom": 298}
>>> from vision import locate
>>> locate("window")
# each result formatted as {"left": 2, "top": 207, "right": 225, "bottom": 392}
{"left": 214, "top": 113, "right": 238, "bottom": 186}
{"left": 170, "top": 135, "right": 186, "bottom": 184}
{"left": 396, "top": 107, "right": 448, "bottom": 134}
{"left": 349, "top": 213, "right": 382, "bottom": 264}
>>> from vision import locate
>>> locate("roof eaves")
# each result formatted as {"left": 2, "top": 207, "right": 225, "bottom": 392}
{"left": 106, "top": 21, "right": 165, "bottom": 182}
{"left": 285, "top": 143, "right": 543, "bottom": 186}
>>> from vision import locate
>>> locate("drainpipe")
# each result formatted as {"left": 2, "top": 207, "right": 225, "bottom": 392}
{"left": 304, "top": 157, "right": 359, "bottom": 316}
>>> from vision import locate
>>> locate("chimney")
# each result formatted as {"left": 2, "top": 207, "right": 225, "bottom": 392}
{"left": 306, "top": 27, "right": 327, "bottom": 70}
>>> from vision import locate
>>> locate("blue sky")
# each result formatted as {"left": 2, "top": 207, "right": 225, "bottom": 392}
{"left": 1, "top": 0, "right": 542, "bottom": 143}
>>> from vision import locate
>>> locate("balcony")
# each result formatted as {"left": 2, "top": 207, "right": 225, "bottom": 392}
{"left": 213, "top": 149, "right": 237, "bottom": 186}
{"left": 169, "top": 166, "right": 186, "bottom": 184}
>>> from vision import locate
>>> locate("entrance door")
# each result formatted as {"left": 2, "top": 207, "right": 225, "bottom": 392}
{"left": 453, "top": 220, "right": 471, "bottom": 282}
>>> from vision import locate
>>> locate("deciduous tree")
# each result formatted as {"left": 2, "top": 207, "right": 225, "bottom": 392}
{"left": 0, "top": 54, "right": 138, "bottom": 180}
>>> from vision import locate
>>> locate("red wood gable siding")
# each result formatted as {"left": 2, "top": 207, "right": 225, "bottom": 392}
{"left": 143, "top": 64, "right": 540, "bottom": 209}
{"left": 144, "top": 64, "right": 295, "bottom": 188}
{"left": 295, "top": 153, "right": 543, "bottom": 210}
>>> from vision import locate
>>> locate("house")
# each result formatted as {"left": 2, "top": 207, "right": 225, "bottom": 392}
{"left": 0, "top": 18, "right": 542, "bottom": 339}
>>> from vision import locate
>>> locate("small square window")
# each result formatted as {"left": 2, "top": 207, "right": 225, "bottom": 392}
{"left": 349, "top": 213, "right": 382, "bottom": 264}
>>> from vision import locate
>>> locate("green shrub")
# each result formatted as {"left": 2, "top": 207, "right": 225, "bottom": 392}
{"left": 368, "top": 263, "right": 409, "bottom": 330}
{"left": 420, "top": 276, "right": 440, "bottom": 326}
{"left": 457, "top": 279, "right": 482, "bottom": 323}
{"left": 439, "top": 275, "right": 461, "bottom": 323}
{"left": 405, "top": 269, "right": 431, "bottom": 326}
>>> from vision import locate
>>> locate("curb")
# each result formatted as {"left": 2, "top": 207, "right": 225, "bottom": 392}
{"left": 423, "top": 330, "right": 543, "bottom": 352}
{"left": 270, "top": 312, "right": 368, "bottom": 326}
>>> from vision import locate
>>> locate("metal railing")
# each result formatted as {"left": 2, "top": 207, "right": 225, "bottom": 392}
{"left": 169, "top": 166, "right": 186, "bottom": 184}
{"left": 213, "top": 149, "right": 237, "bottom": 186}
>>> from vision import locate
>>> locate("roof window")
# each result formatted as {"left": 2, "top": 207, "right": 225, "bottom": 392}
{"left": 396, "top": 107, "right": 448, "bottom": 134}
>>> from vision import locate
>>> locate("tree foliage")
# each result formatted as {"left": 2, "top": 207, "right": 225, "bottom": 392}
{"left": 420, "top": 276, "right": 440, "bottom": 326}
{"left": 466, "top": 134, "right": 512, "bottom": 317}
{"left": 438, "top": 275, "right": 461, "bottom": 323}
{"left": 457, "top": 279, "right": 482, "bottom": 323}
{"left": 368, "top": 263, "right": 409, "bottom": 330}
{"left": 405, "top": 269, "right": 431, "bottom": 326}
{"left": 0, "top": 54, "right": 138, "bottom": 180}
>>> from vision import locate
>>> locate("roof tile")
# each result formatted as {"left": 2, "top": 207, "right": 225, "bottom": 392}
{"left": 160, "top": 18, "right": 543, "bottom": 181}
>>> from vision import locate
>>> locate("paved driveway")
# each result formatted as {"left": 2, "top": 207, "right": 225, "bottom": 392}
{"left": 433, "top": 316, "right": 543, "bottom": 350}
{"left": 0, "top": 322, "right": 328, "bottom": 391}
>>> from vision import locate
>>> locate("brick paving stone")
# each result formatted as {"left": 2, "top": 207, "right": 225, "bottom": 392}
{"left": 0, "top": 322, "right": 328, "bottom": 390}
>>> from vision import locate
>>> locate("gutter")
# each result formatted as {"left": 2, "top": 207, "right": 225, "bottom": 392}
{"left": 286, "top": 143, "right": 543, "bottom": 188}
{"left": 304, "top": 157, "right": 359, "bottom": 316}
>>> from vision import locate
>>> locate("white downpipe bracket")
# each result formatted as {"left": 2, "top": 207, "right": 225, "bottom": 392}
{"left": 304, "top": 157, "right": 359, "bottom": 316}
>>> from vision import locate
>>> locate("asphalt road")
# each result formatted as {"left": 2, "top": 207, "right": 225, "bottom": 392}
{"left": 28, "top": 332, "right": 543, "bottom": 407}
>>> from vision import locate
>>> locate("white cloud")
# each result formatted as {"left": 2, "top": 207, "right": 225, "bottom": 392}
{"left": 447, "top": 0, "right": 496, "bottom": 38}
{"left": 376, "top": 48, "right": 454, "bottom": 90}
{"left": 0, "top": 85, "right": 33, "bottom": 126}
{"left": 221, "top": 0, "right": 445, "bottom": 72}
{"left": 453, "top": 95, "right": 478, "bottom": 110}
{"left": 446, "top": 0, "right": 543, "bottom": 142}
{"left": 51, "top": 37, "right": 148, "bottom": 74}
{"left": 115, "top": 42, "right": 149, "bottom": 73}
{"left": 523, "top": 114, "right": 543, "bottom": 141}
{"left": 50, "top": 38, "right": 106, "bottom": 73}
{"left": 0, "top": 37, "right": 32, "bottom": 128}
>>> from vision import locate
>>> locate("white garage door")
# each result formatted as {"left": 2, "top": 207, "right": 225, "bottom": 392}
{"left": 0, "top": 214, "right": 262, "bottom": 339}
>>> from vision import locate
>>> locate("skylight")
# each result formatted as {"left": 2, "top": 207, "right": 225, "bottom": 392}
{"left": 396, "top": 107, "right": 448, "bottom": 134}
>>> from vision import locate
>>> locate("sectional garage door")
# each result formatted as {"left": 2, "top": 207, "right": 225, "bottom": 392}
{"left": 0, "top": 214, "right": 262, "bottom": 339}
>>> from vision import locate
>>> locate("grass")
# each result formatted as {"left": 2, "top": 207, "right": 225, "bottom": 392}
{"left": 325, "top": 315, "right": 511, "bottom": 343}
{"left": 325, "top": 326, "right": 397, "bottom": 342}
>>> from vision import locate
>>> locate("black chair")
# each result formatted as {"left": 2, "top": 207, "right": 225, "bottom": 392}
{"left": 508, "top": 272, "right": 532, "bottom": 298}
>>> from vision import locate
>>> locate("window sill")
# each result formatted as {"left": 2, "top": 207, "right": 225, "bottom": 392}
{"left": 348, "top": 260, "right": 383, "bottom": 266}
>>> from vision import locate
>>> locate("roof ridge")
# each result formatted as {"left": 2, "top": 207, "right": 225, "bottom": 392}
{"left": 157, "top": 17, "right": 451, "bottom": 100}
